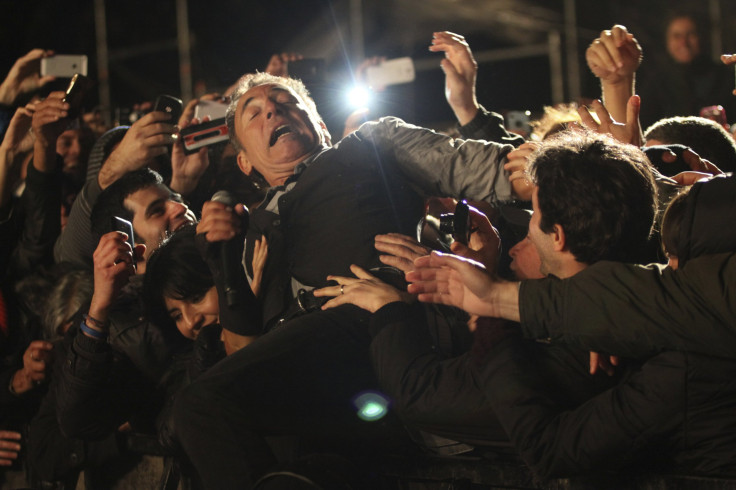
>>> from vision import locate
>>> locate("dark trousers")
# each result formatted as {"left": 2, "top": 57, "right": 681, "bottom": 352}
{"left": 173, "top": 305, "right": 405, "bottom": 489}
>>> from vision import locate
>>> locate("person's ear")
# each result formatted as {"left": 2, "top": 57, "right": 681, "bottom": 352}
{"left": 551, "top": 224, "right": 566, "bottom": 252}
{"left": 236, "top": 150, "right": 252, "bottom": 176}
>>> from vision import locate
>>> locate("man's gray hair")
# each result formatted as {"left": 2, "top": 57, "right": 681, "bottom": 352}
{"left": 226, "top": 72, "right": 322, "bottom": 152}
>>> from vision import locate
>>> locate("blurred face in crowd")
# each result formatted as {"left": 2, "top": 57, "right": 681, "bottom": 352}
{"left": 667, "top": 16, "right": 700, "bottom": 64}
{"left": 164, "top": 286, "right": 219, "bottom": 340}
{"left": 234, "top": 83, "right": 323, "bottom": 186}
{"left": 124, "top": 183, "right": 196, "bottom": 258}
{"left": 508, "top": 232, "right": 544, "bottom": 280}
{"left": 57, "top": 129, "right": 83, "bottom": 176}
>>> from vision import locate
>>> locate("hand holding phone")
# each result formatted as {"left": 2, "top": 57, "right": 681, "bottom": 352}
{"left": 111, "top": 216, "right": 137, "bottom": 271}
{"left": 154, "top": 95, "right": 183, "bottom": 124}
{"left": 63, "top": 74, "right": 93, "bottom": 120}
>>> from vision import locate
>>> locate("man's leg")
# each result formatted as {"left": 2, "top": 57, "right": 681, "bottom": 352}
{"left": 174, "top": 306, "right": 384, "bottom": 489}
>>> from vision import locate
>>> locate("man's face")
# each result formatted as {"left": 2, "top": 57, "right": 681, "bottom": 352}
{"left": 528, "top": 187, "right": 559, "bottom": 277}
{"left": 508, "top": 233, "right": 544, "bottom": 280}
{"left": 123, "top": 184, "right": 196, "bottom": 258}
{"left": 234, "top": 83, "right": 323, "bottom": 186}
{"left": 667, "top": 16, "right": 700, "bottom": 64}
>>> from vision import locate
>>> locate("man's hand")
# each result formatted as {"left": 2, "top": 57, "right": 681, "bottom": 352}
{"left": 98, "top": 111, "right": 177, "bottom": 189}
{"left": 586, "top": 25, "right": 641, "bottom": 85}
{"left": 429, "top": 31, "right": 479, "bottom": 126}
{"left": 721, "top": 54, "right": 736, "bottom": 95}
{"left": 170, "top": 98, "right": 212, "bottom": 195}
{"left": 374, "top": 233, "right": 431, "bottom": 273}
{"left": 1, "top": 102, "right": 36, "bottom": 156}
{"left": 406, "top": 251, "right": 520, "bottom": 320}
{"left": 578, "top": 96, "right": 643, "bottom": 147}
{"left": 314, "top": 264, "right": 413, "bottom": 313}
{"left": 449, "top": 206, "right": 501, "bottom": 271}
{"left": 10, "top": 340, "right": 54, "bottom": 395}
{"left": 0, "top": 49, "right": 55, "bottom": 105}
{"left": 89, "top": 231, "right": 141, "bottom": 319}
{"left": 0, "top": 431, "right": 21, "bottom": 466}
{"left": 197, "top": 199, "right": 247, "bottom": 243}
{"left": 31, "top": 91, "right": 70, "bottom": 152}
{"left": 264, "top": 53, "right": 304, "bottom": 77}
{"left": 505, "top": 141, "right": 538, "bottom": 201}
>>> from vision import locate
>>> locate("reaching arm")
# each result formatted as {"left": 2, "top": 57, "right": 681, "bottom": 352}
{"left": 586, "top": 25, "right": 641, "bottom": 124}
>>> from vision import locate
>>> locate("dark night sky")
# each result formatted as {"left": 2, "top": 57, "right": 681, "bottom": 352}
{"left": 1, "top": 0, "right": 735, "bottom": 134}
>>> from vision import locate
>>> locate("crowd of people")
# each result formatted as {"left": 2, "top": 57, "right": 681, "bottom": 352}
{"left": 1, "top": 9, "right": 735, "bottom": 490}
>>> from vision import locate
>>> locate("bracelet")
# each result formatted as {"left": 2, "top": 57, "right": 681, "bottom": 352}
{"left": 79, "top": 319, "right": 108, "bottom": 341}
{"left": 83, "top": 313, "right": 107, "bottom": 329}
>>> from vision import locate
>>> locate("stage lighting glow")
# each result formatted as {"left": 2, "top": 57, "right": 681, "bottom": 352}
{"left": 347, "top": 86, "right": 371, "bottom": 109}
{"left": 353, "top": 391, "right": 389, "bottom": 422}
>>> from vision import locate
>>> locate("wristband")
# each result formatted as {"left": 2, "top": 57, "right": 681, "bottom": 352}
{"left": 79, "top": 319, "right": 107, "bottom": 340}
{"left": 83, "top": 313, "right": 107, "bottom": 329}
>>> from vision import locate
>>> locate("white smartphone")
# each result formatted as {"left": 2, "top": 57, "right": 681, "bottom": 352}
{"left": 365, "top": 57, "right": 415, "bottom": 90}
{"left": 194, "top": 99, "right": 228, "bottom": 121}
{"left": 40, "top": 55, "right": 88, "bottom": 78}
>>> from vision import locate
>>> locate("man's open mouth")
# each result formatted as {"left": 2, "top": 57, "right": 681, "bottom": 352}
{"left": 270, "top": 125, "right": 293, "bottom": 146}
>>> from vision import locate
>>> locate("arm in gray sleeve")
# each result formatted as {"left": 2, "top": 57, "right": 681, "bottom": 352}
{"left": 458, "top": 105, "right": 525, "bottom": 147}
{"left": 355, "top": 116, "right": 516, "bottom": 203}
{"left": 53, "top": 177, "right": 102, "bottom": 268}
{"left": 518, "top": 253, "right": 736, "bottom": 358}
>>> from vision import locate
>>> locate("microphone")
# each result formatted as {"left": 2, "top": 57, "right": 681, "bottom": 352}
{"left": 210, "top": 191, "right": 249, "bottom": 307}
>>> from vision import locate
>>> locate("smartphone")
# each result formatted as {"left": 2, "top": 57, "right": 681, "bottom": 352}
{"left": 62, "top": 74, "right": 93, "bottom": 120}
{"left": 180, "top": 118, "right": 229, "bottom": 154}
{"left": 289, "top": 59, "right": 326, "bottom": 83}
{"left": 40, "top": 55, "right": 88, "bottom": 78}
{"left": 111, "top": 216, "right": 136, "bottom": 270}
{"left": 365, "top": 57, "right": 415, "bottom": 89}
{"left": 194, "top": 99, "right": 228, "bottom": 121}
{"left": 153, "top": 95, "right": 183, "bottom": 123}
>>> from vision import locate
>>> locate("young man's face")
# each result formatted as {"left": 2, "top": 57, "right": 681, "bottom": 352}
{"left": 233, "top": 83, "right": 323, "bottom": 186}
{"left": 528, "top": 187, "right": 559, "bottom": 277}
{"left": 667, "top": 16, "right": 700, "bottom": 64}
{"left": 508, "top": 232, "right": 544, "bottom": 280}
{"left": 124, "top": 184, "right": 196, "bottom": 258}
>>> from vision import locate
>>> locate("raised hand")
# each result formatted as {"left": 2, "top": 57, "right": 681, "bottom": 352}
{"left": 89, "top": 231, "right": 142, "bottom": 321}
{"left": 0, "top": 49, "right": 55, "bottom": 105}
{"left": 578, "top": 96, "right": 642, "bottom": 147}
{"left": 31, "top": 91, "right": 69, "bottom": 152}
{"left": 429, "top": 31, "right": 479, "bottom": 126}
{"left": 586, "top": 25, "right": 642, "bottom": 85}
{"left": 264, "top": 52, "right": 304, "bottom": 77}
{"left": 98, "top": 111, "right": 177, "bottom": 189}
{"left": 505, "top": 141, "right": 539, "bottom": 201}
{"left": 170, "top": 97, "right": 213, "bottom": 195}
